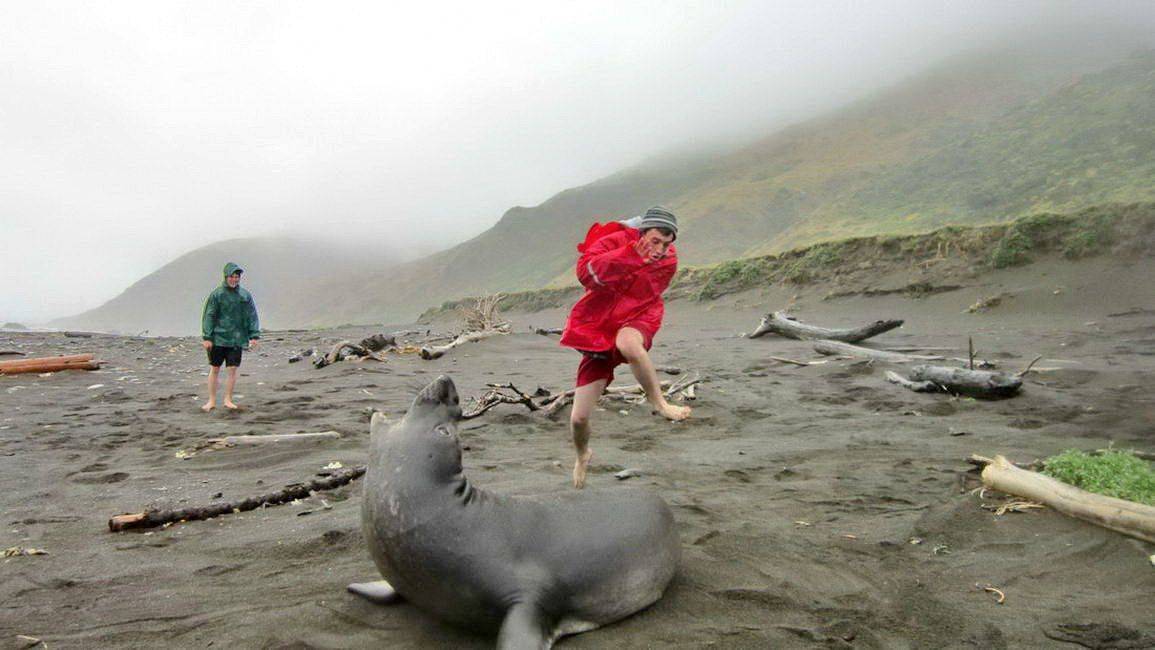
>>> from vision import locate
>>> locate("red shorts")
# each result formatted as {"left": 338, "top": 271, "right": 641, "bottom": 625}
{"left": 575, "top": 326, "right": 653, "bottom": 388}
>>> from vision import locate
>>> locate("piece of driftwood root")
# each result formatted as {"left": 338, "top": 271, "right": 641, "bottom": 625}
{"left": 893, "top": 364, "right": 1022, "bottom": 398}
{"left": 979, "top": 454, "right": 1155, "bottom": 544}
{"left": 420, "top": 327, "right": 510, "bottom": 360}
{"left": 108, "top": 466, "right": 366, "bottom": 532}
{"left": 749, "top": 311, "right": 903, "bottom": 341}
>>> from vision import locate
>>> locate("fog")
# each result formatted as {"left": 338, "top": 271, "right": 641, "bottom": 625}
{"left": 3, "top": 0, "right": 1154, "bottom": 322}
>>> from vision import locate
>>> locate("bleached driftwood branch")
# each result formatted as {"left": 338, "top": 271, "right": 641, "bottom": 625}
{"left": 978, "top": 454, "right": 1155, "bottom": 544}
{"left": 749, "top": 311, "right": 902, "bottom": 341}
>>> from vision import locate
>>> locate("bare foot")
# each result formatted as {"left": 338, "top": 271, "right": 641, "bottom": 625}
{"left": 201, "top": 401, "right": 215, "bottom": 412}
{"left": 655, "top": 402, "right": 691, "bottom": 421}
{"left": 572, "top": 448, "right": 593, "bottom": 489}
{"left": 223, "top": 400, "right": 240, "bottom": 410}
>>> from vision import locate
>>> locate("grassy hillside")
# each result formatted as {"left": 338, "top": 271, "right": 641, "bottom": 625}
{"left": 422, "top": 202, "right": 1155, "bottom": 319}
{"left": 324, "top": 46, "right": 1155, "bottom": 326}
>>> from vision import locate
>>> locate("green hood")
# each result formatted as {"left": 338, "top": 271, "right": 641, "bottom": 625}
{"left": 222, "top": 262, "right": 243, "bottom": 283}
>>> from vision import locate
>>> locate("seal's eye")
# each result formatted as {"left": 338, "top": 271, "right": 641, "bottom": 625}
{"left": 435, "top": 424, "right": 452, "bottom": 437}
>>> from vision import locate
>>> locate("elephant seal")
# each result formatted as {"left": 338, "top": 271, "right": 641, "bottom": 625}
{"left": 348, "top": 375, "right": 679, "bottom": 648}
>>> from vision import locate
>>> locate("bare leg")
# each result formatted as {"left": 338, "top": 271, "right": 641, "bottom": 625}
{"left": 617, "top": 328, "right": 691, "bottom": 421}
{"left": 202, "top": 366, "right": 219, "bottom": 411}
{"left": 223, "top": 366, "right": 240, "bottom": 409}
{"left": 570, "top": 378, "right": 607, "bottom": 489}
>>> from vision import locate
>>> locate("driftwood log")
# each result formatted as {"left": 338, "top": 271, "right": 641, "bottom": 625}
{"left": 813, "top": 340, "right": 943, "bottom": 363}
{"left": 420, "top": 327, "right": 509, "bottom": 360}
{"left": 749, "top": 311, "right": 903, "bottom": 341}
{"left": 0, "top": 354, "right": 103, "bottom": 375}
{"left": 533, "top": 327, "right": 563, "bottom": 336}
{"left": 813, "top": 340, "right": 995, "bottom": 368}
{"left": 888, "top": 365, "right": 1022, "bottom": 398}
{"left": 0, "top": 350, "right": 25, "bottom": 356}
{"left": 979, "top": 454, "right": 1155, "bottom": 544}
{"left": 108, "top": 466, "right": 366, "bottom": 532}
{"left": 1, "top": 353, "right": 93, "bottom": 368}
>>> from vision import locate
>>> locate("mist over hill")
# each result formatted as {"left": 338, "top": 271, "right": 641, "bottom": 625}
{"left": 62, "top": 36, "right": 1155, "bottom": 332}
{"left": 52, "top": 238, "right": 397, "bottom": 335}
{"left": 311, "top": 42, "right": 1155, "bottom": 326}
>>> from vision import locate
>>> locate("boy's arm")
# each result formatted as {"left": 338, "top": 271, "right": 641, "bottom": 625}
{"left": 201, "top": 292, "right": 218, "bottom": 341}
{"left": 246, "top": 294, "right": 261, "bottom": 341}
{"left": 577, "top": 236, "right": 647, "bottom": 292}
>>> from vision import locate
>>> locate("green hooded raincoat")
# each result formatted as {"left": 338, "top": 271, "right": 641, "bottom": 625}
{"left": 201, "top": 262, "right": 260, "bottom": 348}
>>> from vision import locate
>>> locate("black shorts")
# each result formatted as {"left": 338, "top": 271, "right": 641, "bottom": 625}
{"left": 207, "top": 345, "right": 242, "bottom": 367}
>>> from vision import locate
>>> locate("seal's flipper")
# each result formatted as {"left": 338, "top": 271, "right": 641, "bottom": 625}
{"left": 347, "top": 580, "right": 403, "bottom": 605}
{"left": 497, "top": 602, "right": 552, "bottom": 650}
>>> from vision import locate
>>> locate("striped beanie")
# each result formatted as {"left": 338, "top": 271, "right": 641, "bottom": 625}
{"left": 638, "top": 206, "right": 678, "bottom": 237}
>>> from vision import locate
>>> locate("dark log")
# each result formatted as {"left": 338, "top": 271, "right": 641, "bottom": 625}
{"left": 749, "top": 311, "right": 903, "bottom": 341}
{"left": 533, "top": 327, "right": 563, "bottom": 336}
{"left": 359, "top": 334, "right": 396, "bottom": 351}
{"left": 891, "top": 364, "right": 1022, "bottom": 398}
{"left": 0, "top": 350, "right": 26, "bottom": 356}
{"left": 108, "top": 466, "right": 366, "bottom": 532}
{"left": 314, "top": 340, "right": 384, "bottom": 368}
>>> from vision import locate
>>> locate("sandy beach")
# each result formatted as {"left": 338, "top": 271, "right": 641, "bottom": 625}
{"left": 3, "top": 254, "right": 1154, "bottom": 649}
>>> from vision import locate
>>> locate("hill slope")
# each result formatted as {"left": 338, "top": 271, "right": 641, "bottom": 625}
{"left": 66, "top": 40, "right": 1155, "bottom": 331}
{"left": 54, "top": 238, "right": 397, "bottom": 335}
{"left": 316, "top": 46, "right": 1155, "bottom": 326}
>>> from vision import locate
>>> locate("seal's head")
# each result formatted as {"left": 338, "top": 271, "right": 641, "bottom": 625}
{"left": 371, "top": 375, "right": 465, "bottom": 483}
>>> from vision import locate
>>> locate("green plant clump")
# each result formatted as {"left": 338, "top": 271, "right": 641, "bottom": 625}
{"left": 1042, "top": 449, "right": 1155, "bottom": 506}
{"left": 988, "top": 227, "right": 1034, "bottom": 268}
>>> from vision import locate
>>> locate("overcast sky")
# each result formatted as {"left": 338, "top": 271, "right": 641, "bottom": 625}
{"left": 3, "top": 1, "right": 1154, "bottom": 322}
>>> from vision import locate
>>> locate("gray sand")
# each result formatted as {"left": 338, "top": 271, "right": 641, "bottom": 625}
{"left": 2, "top": 255, "right": 1153, "bottom": 648}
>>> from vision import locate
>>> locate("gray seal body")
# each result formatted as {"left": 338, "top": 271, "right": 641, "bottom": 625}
{"left": 352, "top": 376, "right": 679, "bottom": 648}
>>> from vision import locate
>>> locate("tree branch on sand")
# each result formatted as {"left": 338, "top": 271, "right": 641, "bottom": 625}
{"left": 108, "top": 466, "right": 366, "bottom": 532}
{"left": 748, "top": 311, "right": 903, "bottom": 342}
{"left": 420, "top": 294, "right": 512, "bottom": 360}
{"left": 461, "top": 383, "right": 545, "bottom": 419}
{"left": 972, "top": 454, "right": 1155, "bottom": 544}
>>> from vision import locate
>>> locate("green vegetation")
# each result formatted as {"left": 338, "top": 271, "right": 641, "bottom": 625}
{"left": 986, "top": 205, "right": 1130, "bottom": 268}
{"left": 429, "top": 202, "right": 1155, "bottom": 313}
{"left": 1043, "top": 449, "right": 1155, "bottom": 506}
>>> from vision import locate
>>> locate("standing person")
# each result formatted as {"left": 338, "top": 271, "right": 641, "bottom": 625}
{"left": 560, "top": 206, "right": 691, "bottom": 489}
{"left": 201, "top": 262, "right": 260, "bottom": 412}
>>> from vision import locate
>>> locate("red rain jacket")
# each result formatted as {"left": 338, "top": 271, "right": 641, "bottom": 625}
{"left": 560, "top": 223, "right": 678, "bottom": 353}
